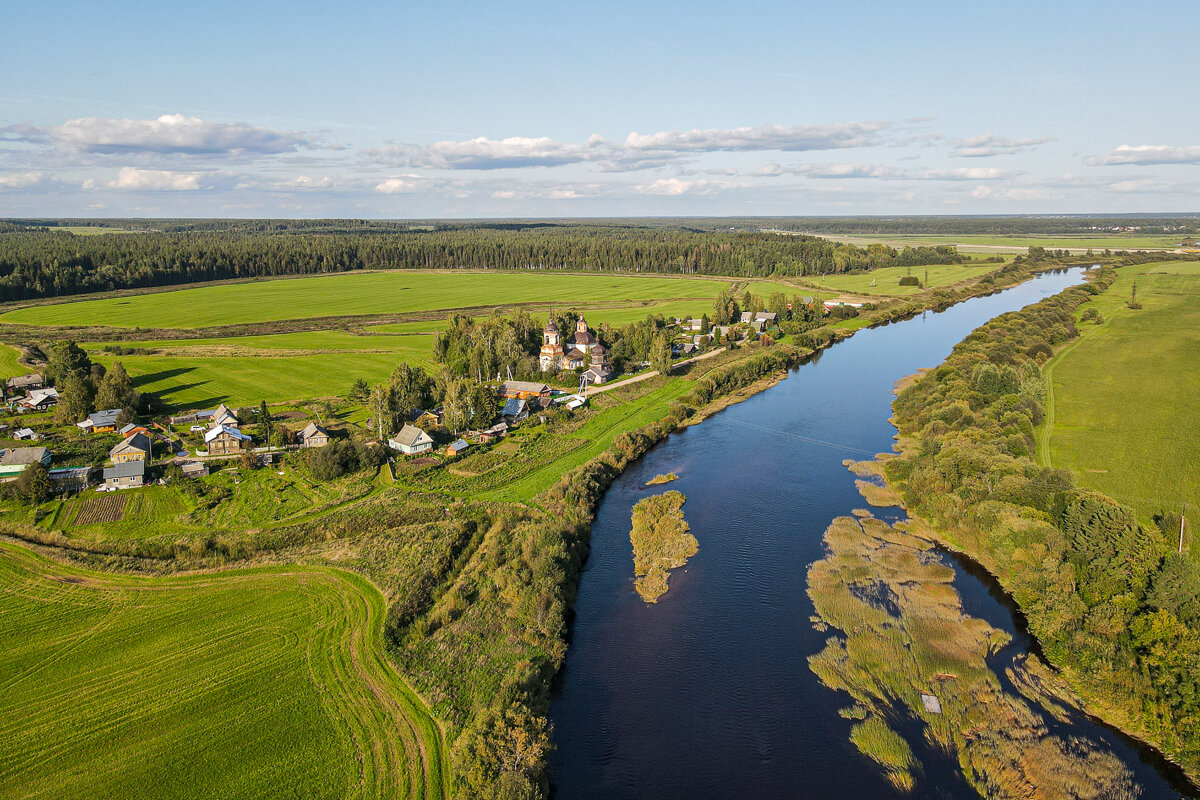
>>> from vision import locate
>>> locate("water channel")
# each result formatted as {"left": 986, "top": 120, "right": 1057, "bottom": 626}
{"left": 549, "top": 268, "right": 1196, "bottom": 799}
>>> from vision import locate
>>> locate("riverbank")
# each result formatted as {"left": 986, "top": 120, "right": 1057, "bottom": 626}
{"left": 874, "top": 265, "right": 1200, "bottom": 791}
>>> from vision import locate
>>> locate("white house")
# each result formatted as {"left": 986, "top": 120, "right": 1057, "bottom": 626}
{"left": 388, "top": 424, "right": 434, "bottom": 455}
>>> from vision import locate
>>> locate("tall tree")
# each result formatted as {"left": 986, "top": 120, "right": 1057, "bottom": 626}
{"left": 94, "top": 362, "right": 133, "bottom": 410}
{"left": 368, "top": 383, "right": 394, "bottom": 440}
{"left": 54, "top": 372, "right": 94, "bottom": 424}
{"left": 45, "top": 340, "right": 92, "bottom": 386}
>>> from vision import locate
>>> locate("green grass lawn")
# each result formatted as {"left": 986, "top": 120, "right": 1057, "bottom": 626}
{"left": 0, "top": 541, "right": 445, "bottom": 800}
{"left": 805, "top": 264, "right": 998, "bottom": 296}
{"left": 1039, "top": 262, "right": 1200, "bottom": 532}
{"left": 0, "top": 271, "right": 732, "bottom": 329}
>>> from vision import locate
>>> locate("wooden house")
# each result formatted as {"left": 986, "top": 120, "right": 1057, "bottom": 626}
{"left": 6, "top": 374, "right": 44, "bottom": 392}
{"left": 181, "top": 461, "right": 209, "bottom": 478}
{"left": 501, "top": 397, "right": 529, "bottom": 423}
{"left": 77, "top": 409, "right": 121, "bottom": 434}
{"left": 444, "top": 438, "right": 470, "bottom": 457}
{"left": 109, "top": 432, "right": 152, "bottom": 463}
{"left": 499, "top": 380, "right": 551, "bottom": 401}
{"left": 298, "top": 422, "right": 331, "bottom": 448}
{"left": 205, "top": 424, "right": 251, "bottom": 455}
{"left": 18, "top": 387, "right": 58, "bottom": 411}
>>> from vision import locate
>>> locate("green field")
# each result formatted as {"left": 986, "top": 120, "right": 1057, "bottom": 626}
{"left": 1038, "top": 262, "right": 1200, "bottom": 529}
{"left": 805, "top": 232, "right": 1185, "bottom": 254}
{"left": 0, "top": 343, "right": 24, "bottom": 378}
{"left": 804, "top": 263, "right": 998, "bottom": 296}
{"left": 0, "top": 541, "right": 444, "bottom": 800}
{"left": 0, "top": 271, "right": 731, "bottom": 329}
{"left": 86, "top": 331, "right": 437, "bottom": 406}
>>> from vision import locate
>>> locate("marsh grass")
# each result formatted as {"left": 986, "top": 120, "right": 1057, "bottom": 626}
{"left": 807, "top": 511, "right": 1137, "bottom": 799}
{"left": 645, "top": 473, "right": 679, "bottom": 486}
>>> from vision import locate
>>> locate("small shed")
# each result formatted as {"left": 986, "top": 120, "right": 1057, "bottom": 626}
{"left": 49, "top": 466, "right": 94, "bottom": 493}
{"left": 444, "top": 438, "right": 470, "bottom": 457}
{"left": 501, "top": 397, "right": 529, "bottom": 422}
{"left": 13, "top": 428, "right": 39, "bottom": 441}
{"left": 181, "top": 461, "right": 210, "bottom": 478}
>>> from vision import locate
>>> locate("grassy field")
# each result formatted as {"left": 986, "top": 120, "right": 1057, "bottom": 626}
{"left": 804, "top": 263, "right": 998, "bottom": 296}
{"left": 0, "top": 271, "right": 732, "bottom": 329}
{"left": 804, "top": 232, "right": 1186, "bottom": 253}
{"left": 0, "top": 541, "right": 445, "bottom": 800}
{"left": 0, "top": 343, "right": 24, "bottom": 378}
{"left": 85, "top": 331, "right": 437, "bottom": 406}
{"left": 1038, "top": 261, "right": 1200, "bottom": 530}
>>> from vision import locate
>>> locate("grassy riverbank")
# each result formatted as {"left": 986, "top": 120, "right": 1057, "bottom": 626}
{"left": 877, "top": 263, "right": 1200, "bottom": 788}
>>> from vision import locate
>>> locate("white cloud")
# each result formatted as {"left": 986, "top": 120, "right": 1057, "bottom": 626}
{"left": 757, "top": 163, "right": 1018, "bottom": 181}
{"left": 624, "top": 122, "right": 886, "bottom": 153}
{"left": 0, "top": 172, "right": 44, "bottom": 190}
{"left": 375, "top": 176, "right": 421, "bottom": 194}
{"left": 491, "top": 189, "right": 517, "bottom": 199}
{"left": 363, "top": 121, "right": 889, "bottom": 172}
{"left": 108, "top": 167, "right": 207, "bottom": 191}
{"left": 951, "top": 133, "right": 1052, "bottom": 157}
{"left": 635, "top": 178, "right": 723, "bottom": 196}
{"left": 1089, "top": 144, "right": 1200, "bottom": 166}
{"left": 54, "top": 114, "right": 308, "bottom": 156}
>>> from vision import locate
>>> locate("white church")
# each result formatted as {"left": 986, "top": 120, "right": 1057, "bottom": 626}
{"left": 539, "top": 314, "right": 613, "bottom": 384}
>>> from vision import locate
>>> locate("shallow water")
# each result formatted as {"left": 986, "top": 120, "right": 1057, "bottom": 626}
{"left": 549, "top": 269, "right": 1196, "bottom": 799}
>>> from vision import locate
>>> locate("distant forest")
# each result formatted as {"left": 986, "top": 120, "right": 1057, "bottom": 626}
{"left": 0, "top": 223, "right": 965, "bottom": 303}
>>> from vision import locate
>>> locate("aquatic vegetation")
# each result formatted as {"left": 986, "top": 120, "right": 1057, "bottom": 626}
{"left": 629, "top": 491, "right": 697, "bottom": 603}
{"left": 645, "top": 472, "right": 679, "bottom": 486}
{"left": 807, "top": 512, "right": 1137, "bottom": 799}
{"left": 849, "top": 715, "right": 917, "bottom": 792}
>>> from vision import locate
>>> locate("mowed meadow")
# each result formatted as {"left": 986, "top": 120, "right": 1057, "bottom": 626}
{"left": 0, "top": 270, "right": 747, "bottom": 407}
{"left": 0, "top": 270, "right": 731, "bottom": 329}
{"left": 0, "top": 541, "right": 445, "bottom": 800}
{"left": 1040, "top": 261, "right": 1200, "bottom": 530}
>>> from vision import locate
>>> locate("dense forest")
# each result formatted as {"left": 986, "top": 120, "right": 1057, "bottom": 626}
{"left": 885, "top": 270, "right": 1200, "bottom": 782}
{"left": 0, "top": 224, "right": 964, "bottom": 302}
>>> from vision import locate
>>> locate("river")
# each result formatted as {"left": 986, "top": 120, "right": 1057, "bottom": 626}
{"left": 548, "top": 268, "right": 1196, "bottom": 799}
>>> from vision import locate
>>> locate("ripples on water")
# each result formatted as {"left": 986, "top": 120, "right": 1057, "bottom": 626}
{"left": 549, "top": 269, "right": 1195, "bottom": 800}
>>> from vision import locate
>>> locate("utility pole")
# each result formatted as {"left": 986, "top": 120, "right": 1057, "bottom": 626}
{"left": 1180, "top": 508, "right": 1187, "bottom": 554}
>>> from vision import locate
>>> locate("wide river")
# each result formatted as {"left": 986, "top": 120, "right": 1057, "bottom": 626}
{"left": 549, "top": 268, "right": 1196, "bottom": 799}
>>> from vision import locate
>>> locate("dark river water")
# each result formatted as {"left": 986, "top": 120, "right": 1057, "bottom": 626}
{"left": 548, "top": 268, "right": 1197, "bottom": 800}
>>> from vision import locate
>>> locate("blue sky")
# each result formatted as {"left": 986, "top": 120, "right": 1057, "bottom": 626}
{"left": 2, "top": 0, "right": 1198, "bottom": 217}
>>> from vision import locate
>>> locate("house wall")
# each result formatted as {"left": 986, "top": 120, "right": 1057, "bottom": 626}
{"left": 208, "top": 435, "right": 244, "bottom": 455}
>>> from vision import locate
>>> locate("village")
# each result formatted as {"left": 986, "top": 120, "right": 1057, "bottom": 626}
{"left": 0, "top": 295, "right": 863, "bottom": 507}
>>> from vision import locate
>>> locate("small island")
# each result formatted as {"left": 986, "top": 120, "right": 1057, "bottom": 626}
{"left": 630, "top": 491, "right": 697, "bottom": 603}
{"left": 645, "top": 472, "right": 679, "bottom": 486}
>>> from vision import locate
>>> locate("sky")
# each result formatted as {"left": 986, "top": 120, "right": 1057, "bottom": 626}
{"left": 2, "top": 0, "right": 1198, "bottom": 218}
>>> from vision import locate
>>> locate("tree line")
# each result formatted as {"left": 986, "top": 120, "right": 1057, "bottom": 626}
{"left": 0, "top": 224, "right": 965, "bottom": 302}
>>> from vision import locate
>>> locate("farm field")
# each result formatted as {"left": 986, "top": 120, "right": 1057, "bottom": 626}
{"left": 804, "top": 232, "right": 1185, "bottom": 253}
{"left": 0, "top": 541, "right": 444, "bottom": 800}
{"left": 804, "top": 263, "right": 999, "bottom": 296}
{"left": 0, "top": 270, "right": 733, "bottom": 329}
{"left": 1038, "top": 261, "right": 1200, "bottom": 531}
